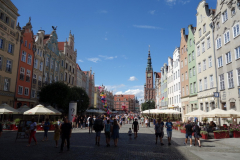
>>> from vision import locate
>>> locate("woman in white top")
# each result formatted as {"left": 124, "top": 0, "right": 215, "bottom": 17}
{"left": 27, "top": 118, "right": 37, "bottom": 146}
{"left": 145, "top": 118, "right": 148, "bottom": 128}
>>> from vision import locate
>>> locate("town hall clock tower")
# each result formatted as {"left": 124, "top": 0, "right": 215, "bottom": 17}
{"left": 144, "top": 47, "right": 155, "bottom": 102}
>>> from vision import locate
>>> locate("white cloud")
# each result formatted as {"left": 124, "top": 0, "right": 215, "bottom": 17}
{"left": 78, "top": 59, "right": 84, "bottom": 62}
{"left": 149, "top": 10, "right": 156, "bottom": 15}
{"left": 87, "top": 58, "right": 101, "bottom": 63}
{"left": 128, "top": 76, "right": 138, "bottom": 81}
{"left": 115, "top": 89, "right": 144, "bottom": 100}
{"left": 99, "top": 55, "right": 117, "bottom": 60}
{"left": 165, "top": 0, "right": 190, "bottom": 5}
{"left": 133, "top": 25, "right": 162, "bottom": 29}
{"left": 100, "top": 10, "right": 108, "bottom": 13}
{"left": 105, "top": 84, "right": 125, "bottom": 93}
{"left": 104, "top": 38, "right": 108, "bottom": 40}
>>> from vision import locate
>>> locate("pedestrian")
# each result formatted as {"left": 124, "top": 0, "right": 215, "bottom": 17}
{"left": 54, "top": 124, "right": 60, "bottom": 148}
{"left": 112, "top": 119, "right": 120, "bottom": 147}
{"left": 132, "top": 118, "right": 139, "bottom": 138}
{"left": 110, "top": 117, "right": 114, "bottom": 125}
{"left": 128, "top": 128, "right": 132, "bottom": 139}
{"left": 0, "top": 122, "right": 2, "bottom": 137}
{"left": 93, "top": 116, "right": 104, "bottom": 146}
{"left": 120, "top": 119, "right": 122, "bottom": 127}
{"left": 145, "top": 118, "right": 148, "bottom": 128}
{"left": 59, "top": 118, "right": 72, "bottom": 153}
{"left": 27, "top": 118, "right": 37, "bottom": 146}
{"left": 184, "top": 120, "right": 193, "bottom": 147}
{"left": 93, "top": 115, "right": 96, "bottom": 121}
{"left": 77, "top": 115, "right": 81, "bottom": 128}
{"left": 104, "top": 120, "right": 112, "bottom": 147}
{"left": 72, "top": 115, "right": 77, "bottom": 129}
{"left": 80, "top": 116, "right": 84, "bottom": 129}
{"left": 88, "top": 115, "right": 93, "bottom": 134}
{"left": 57, "top": 119, "right": 61, "bottom": 126}
{"left": 165, "top": 118, "right": 173, "bottom": 145}
{"left": 84, "top": 115, "right": 88, "bottom": 129}
{"left": 141, "top": 116, "right": 144, "bottom": 127}
{"left": 42, "top": 118, "right": 50, "bottom": 141}
{"left": 193, "top": 124, "right": 202, "bottom": 147}
{"left": 155, "top": 118, "right": 164, "bottom": 145}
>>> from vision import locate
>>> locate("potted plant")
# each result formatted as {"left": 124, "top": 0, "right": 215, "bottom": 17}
{"left": 50, "top": 121, "right": 57, "bottom": 130}
{"left": 200, "top": 131, "right": 208, "bottom": 139}
{"left": 203, "top": 118, "right": 208, "bottom": 125}
{"left": 230, "top": 125, "right": 240, "bottom": 138}
{"left": 180, "top": 125, "right": 186, "bottom": 133}
{"left": 37, "top": 123, "right": 43, "bottom": 131}
{"left": 213, "top": 130, "right": 229, "bottom": 139}
{"left": 11, "top": 118, "right": 21, "bottom": 130}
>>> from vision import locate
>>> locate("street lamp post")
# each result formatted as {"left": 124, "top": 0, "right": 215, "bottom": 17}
{"left": 147, "top": 100, "right": 152, "bottom": 127}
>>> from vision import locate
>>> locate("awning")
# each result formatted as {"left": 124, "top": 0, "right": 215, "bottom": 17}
{"left": 17, "top": 98, "right": 37, "bottom": 103}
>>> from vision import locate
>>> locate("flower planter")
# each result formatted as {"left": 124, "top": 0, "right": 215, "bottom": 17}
{"left": 37, "top": 125, "right": 43, "bottom": 131}
{"left": 201, "top": 134, "right": 208, "bottom": 139}
{"left": 192, "top": 132, "right": 194, "bottom": 136}
{"left": 214, "top": 131, "right": 229, "bottom": 139}
{"left": 180, "top": 129, "right": 186, "bottom": 133}
{"left": 10, "top": 124, "right": 18, "bottom": 130}
{"left": 50, "top": 125, "right": 55, "bottom": 130}
{"left": 233, "top": 131, "right": 240, "bottom": 138}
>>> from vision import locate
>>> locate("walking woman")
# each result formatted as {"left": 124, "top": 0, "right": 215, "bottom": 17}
{"left": 193, "top": 124, "right": 202, "bottom": 147}
{"left": 145, "top": 117, "right": 148, "bottom": 128}
{"left": 42, "top": 119, "right": 50, "bottom": 141}
{"left": 112, "top": 119, "right": 120, "bottom": 147}
{"left": 27, "top": 118, "right": 37, "bottom": 146}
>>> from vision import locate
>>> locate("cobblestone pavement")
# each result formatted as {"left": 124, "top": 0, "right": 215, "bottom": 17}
{"left": 0, "top": 123, "right": 240, "bottom": 160}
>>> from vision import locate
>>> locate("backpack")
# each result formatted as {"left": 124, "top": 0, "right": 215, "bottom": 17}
{"left": 105, "top": 124, "right": 111, "bottom": 132}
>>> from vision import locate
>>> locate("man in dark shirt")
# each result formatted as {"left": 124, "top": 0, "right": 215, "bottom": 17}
{"left": 93, "top": 116, "right": 104, "bottom": 146}
{"left": 60, "top": 118, "right": 72, "bottom": 153}
{"left": 132, "top": 119, "right": 139, "bottom": 138}
{"left": 84, "top": 115, "right": 88, "bottom": 129}
{"left": 185, "top": 120, "right": 193, "bottom": 147}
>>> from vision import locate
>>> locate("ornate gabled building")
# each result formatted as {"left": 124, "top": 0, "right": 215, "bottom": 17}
{"left": 154, "top": 72, "right": 161, "bottom": 109}
{"left": 58, "top": 31, "right": 77, "bottom": 87}
{"left": 144, "top": 48, "right": 155, "bottom": 102}
{"left": 160, "top": 63, "right": 168, "bottom": 108}
{"left": 83, "top": 69, "right": 95, "bottom": 107}
{"left": 0, "top": 0, "right": 21, "bottom": 107}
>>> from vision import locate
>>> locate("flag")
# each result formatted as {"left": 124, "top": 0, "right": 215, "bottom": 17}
{"left": 162, "top": 97, "right": 164, "bottom": 100}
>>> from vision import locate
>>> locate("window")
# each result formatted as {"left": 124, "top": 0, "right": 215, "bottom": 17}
{"left": 61, "top": 60, "right": 64, "bottom": 67}
{"left": 206, "top": 103, "right": 209, "bottom": 112}
{"left": 204, "top": 77, "right": 207, "bottom": 90}
{"left": 8, "top": 43, "right": 14, "bottom": 54}
{"left": 209, "top": 56, "right": 212, "bottom": 68}
{"left": 203, "top": 60, "right": 206, "bottom": 71}
{"left": 34, "top": 59, "right": 38, "bottom": 69}
{"left": 184, "top": 58, "right": 187, "bottom": 65}
{"left": 24, "top": 88, "right": 29, "bottom": 96}
{"left": 27, "top": 55, "right": 32, "bottom": 65}
{"left": 5, "top": 16, "right": 9, "bottom": 24}
{"left": 18, "top": 86, "right": 23, "bottom": 95}
{"left": 198, "top": 63, "right": 201, "bottom": 73}
{"left": 73, "top": 68, "right": 74, "bottom": 74}
{"left": 20, "top": 67, "right": 25, "bottom": 79}
{"left": 207, "top": 37, "right": 211, "bottom": 49}
{"left": 37, "top": 49, "right": 39, "bottom": 55}
{"left": 33, "top": 74, "right": 37, "bottom": 84}
{"left": 192, "top": 51, "right": 195, "bottom": 60}
{"left": 0, "top": 12, "right": 4, "bottom": 20}
{"left": 65, "top": 63, "right": 68, "bottom": 69}
{"left": 210, "top": 75, "right": 214, "bottom": 88}
{"left": 6, "top": 59, "right": 11, "bottom": 72}
{"left": 203, "top": 24, "right": 206, "bottom": 33}
{"left": 189, "top": 69, "right": 192, "bottom": 78}
{"left": 216, "top": 37, "right": 222, "bottom": 49}
{"left": 190, "top": 39, "right": 192, "bottom": 46}
{"left": 40, "top": 50, "right": 42, "bottom": 57}
{"left": 181, "top": 61, "right": 183, "bottom": 68}
{"left": 194, "top": 82, "right": 196, "bottom": 93}
{"left": 26, "top": 70, "right": 31, "bottom": 82}
{"left": 51, "top": 59, "right": 54, "bottom": 69}
{"left": 0, "top": 38, "right": 4, "bottom": 49}
{"left": 69, "top": 66, "right": 71, "bottom": 72}
{"left": 200, "top": 103, "right": 203, "bottom": 111}
{"left": 182, "top": 74, "right": 184, "bottom": 81}
{"left": 39, "top": 62, "right": 43, "bottom": 71}
{"left": 226, "top": 52, "right": 232, "bottom": 64}
{"left": 21, "top": 51, "right": 26, "bottom": 62}
{"left": 29, "top": 43, "right": 31, "bottom": 49}
{"left": 185, "top": 72, "right": 188, "bottom": 80}
{"left": 199, "top": 79, "right": 202, "bottom": 91}
{"left": 190, "top": 83, "right": 193, "bottom": 94}
{"left": 0, "top": 56, "right": 2, "bottom": 69}
{"left": 237, "top": 68, "right": 240, "bottom": 86}
{"left": 202, "top": 42, "right": 205, "bottom": 53}
{"left": 219, "top": 74, "right": 225, "bottom": 90}
{"left": 235, "top": 46, "right": 240, "bottom": 59}
{"left": 197, "top": 46, "right": 200, "bottom": 56}
{"left": 25, "top": 40, "right": 27, "bottom": 47}
{"left": 193, "top": 67, "right": 195, "bottom": 76}
{"left": 199, "top": 28, "right": 202, "bottom": 37}
{"left": 233, "top": 23, "right": 240, "bottom": 38}
{"left": 4, "top": 78, "right": 10, "bottom": 91}
{"left": 46, "top": 57, "right": 49, "bottom": 67}
{"left": 228, "top": 71, "right": 234, "bottom": 88}
{"left": 186, "top": 85, "right": 189, "bottom": 95}
{"left": 231, "top": 8, "right": 236, "bottom": 16}
{"left": 55, "top": 61, "right": 58, "bottom": 71}
{"left": 218, "top": 56, "right": 223, "bottom": 67}
{"left": 45, "top": 73, "right": 48, "bottom": 82}
{"left": 31, "top": 89, "right": 35, "bottom": 98}
{"left": 65, "top": 72, "right": 67, "bottom": 81}
{"left": 222, "top": 10, "right": 228, "bottom": 23}
{"left": 182, "top": 87, "right": 185, "bottom": 96}
{"left": 224, "top": 31, "right": 230, "bottom": 44}
{"left": 189, "top": 54, "right": 191, "bottom": 62}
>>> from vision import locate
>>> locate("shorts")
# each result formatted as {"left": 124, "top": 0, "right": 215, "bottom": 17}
{"left": 134, "top": 128, "right": 138, "bottom": 132}
{"left": 167, "top": 131, "right": 172, "bottom": 137}
{"left": 72, "top": 122, "right": 76, "bottom": 127}
{"left": 185, "top": 133, "right": 192, "bottom": 139}
{"left": 96, "top": 131, "right": 101, "bottom": 137}
{"left": 105, "top": 132, "right": 110, "bottom": 138}
{"left": 155, "top": 132, "right": 163, "bottom": 137}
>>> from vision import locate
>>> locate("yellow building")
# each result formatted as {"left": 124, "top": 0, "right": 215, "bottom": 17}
{"left": 0, "top": 0, "right": 20, "bottom": 107}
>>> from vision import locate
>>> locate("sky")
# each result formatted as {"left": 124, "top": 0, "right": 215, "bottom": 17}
{"left": 12, "top": 0, "right": 217, "bottom": 102}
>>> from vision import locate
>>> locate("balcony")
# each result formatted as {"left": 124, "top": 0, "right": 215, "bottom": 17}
{"left": 26, "top": 76, "right": 30, "bottom": 82}
{"left": 19, "top": 74, "right": 24, "bottom": 80}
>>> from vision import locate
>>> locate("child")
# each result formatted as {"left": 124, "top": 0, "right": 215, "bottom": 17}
{"left": 54, "top": 124, "right": 60, "bottom": 148}
{"left": 128, "top": 128, "right": 132, "bottom": 139}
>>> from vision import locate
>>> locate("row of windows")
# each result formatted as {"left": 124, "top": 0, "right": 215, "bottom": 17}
{"left": 181, "top": 72, "right": 188, "bottom": 81}
{"left": 17, "top": 86, "right": 29, "bottom": 96}
{"left": 21, "top": 51, "right": 32, "bottom": 65}
{"left": 197, "top": 37, "right": 211, "bottom": 56}
{"left": 218, "top": 46, "right": 240, "bottom": 67}
{"left": 0, "top": 10, "right": 15, "bottom": 29}
{"left": 0, "top": 37, "right": 14, "bottom": 54}
{"left": 219, "top": 68, "right": 240, "bottom": 90}
{"left": 198, "top": 56, "right": 212, "bottom": 73}
{"left": 24, "top": 40, "right": 32, "bottom": 50}
{"left": 168, "top": 95, "right": 181, "bottom": 105}
{"left": 168, "top": 82, "right": 180, "bottom": 94}
{"left": 167, "top": 70, "right": 180, "bottom": 83}
{"left": 199, "top": 102, "right": 216, "bottom": 112}
{"left": 190, "top": 82, "right": 197, "bottom": 94}
{"left": 19, "top": 67, "right": 31, "bottom": 81}
{"left": 34, "top": 59, "right": 43, "bottom": 71}
{"left": 1, "top": 77, "right": 10, "bottom": 91}
{"left": 189, "top": 67, "right": 196, "bottom": 78}
{"left": 0, "top": 56, "right": 12, "bottom": 73}
{"left": 199, "top": 75, "right": 214, "bottom": 92}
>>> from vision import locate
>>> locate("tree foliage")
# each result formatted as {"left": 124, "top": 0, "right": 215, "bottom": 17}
{"left": 141, "top": 101, "right": 155, "bottom": 111}
{"left": 39, "top": 82, "right": 89, "bottom": 113}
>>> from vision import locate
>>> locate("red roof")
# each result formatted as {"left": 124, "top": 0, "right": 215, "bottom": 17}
{"left": 58, "top": 42, "right": 64, "bottom": 51}
{"left": 77, "top": 64, "right": 81, "bottom": 71}
{"left": 114, "top": 95, "right": 135, "bottom": 101}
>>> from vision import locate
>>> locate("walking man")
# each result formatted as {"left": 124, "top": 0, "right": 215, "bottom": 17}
{"left": 155, "top": 118, "right": 164, "bottom": 145}
{"left": 132, "top": 118, "right": 139, "bottom": 138}
{"left": 185, "top": 120, "right": 193, "bottom": 147}
{"left": 165, "top": 118, "right": 173, "bottom": 145}
{"left": 93, "top": 116, "right": 104, "bottom": 146}
{"left": 60, "top": 118, "right": 72, "bottom": 153}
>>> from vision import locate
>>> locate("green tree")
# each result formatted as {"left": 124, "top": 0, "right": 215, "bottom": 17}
{"left": 141, "top": 101, "right": 155, "bottom": 111}
{"left": 68, "top": 86, "right": 89, "bottom": 113}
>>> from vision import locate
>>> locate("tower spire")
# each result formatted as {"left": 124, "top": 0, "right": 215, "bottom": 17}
{"left": 146, "top": 45, "right": 152, "bottom": 71}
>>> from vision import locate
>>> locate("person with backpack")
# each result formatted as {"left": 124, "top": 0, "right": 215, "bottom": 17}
{"left": 93, "top": 116, "right": 104, "bottom": 146}
{"left": 104, "top": 120, "right": 112, "bottom": 147}
{"left": 193, "top": 123, "right": 202, "bottom": 147}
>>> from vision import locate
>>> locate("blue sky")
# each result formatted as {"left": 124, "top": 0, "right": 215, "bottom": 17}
{"left": 12, "top": 0, "right": 217, "bottom": 101}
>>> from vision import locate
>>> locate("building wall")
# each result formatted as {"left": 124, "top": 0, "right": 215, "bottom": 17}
{"left": 173, "top": 48, "right": 181, "bottom": 111}
{"left": 167, "top": 57, "right": 174, "bottom": 108}
{"left": 195, "top": 1, "right": 217, "bottom": 112}
{"left": 187, "top": 25, "right": 198, "bottom": 113}
{"left": 213, "top": 0, "right": 240, "bottom": 122}
{"left": 0, "top": 0, "right": 20, "bottom": 107}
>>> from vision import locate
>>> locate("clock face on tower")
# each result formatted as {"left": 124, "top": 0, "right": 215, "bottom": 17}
{"left": 147, "top": 73, "right": 151, "bottom": 78}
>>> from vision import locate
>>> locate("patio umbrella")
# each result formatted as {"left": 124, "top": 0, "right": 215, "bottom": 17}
{"left": 202, "top": 108, "right": 232, "bottom": 118}
{"left": 17, "top": 105, "right": 30, "bottom": 114}
{"left": 225, "top": 109, "right": 240, "bottom": 118}
{"left": 46, "top": 105, "right": 62, "bottom": 115}
{"left": 0, "top": 103, "right": 19, "bottom": 114}
{"left": 185, "top": 110, "right": 206, "bottom": 117}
